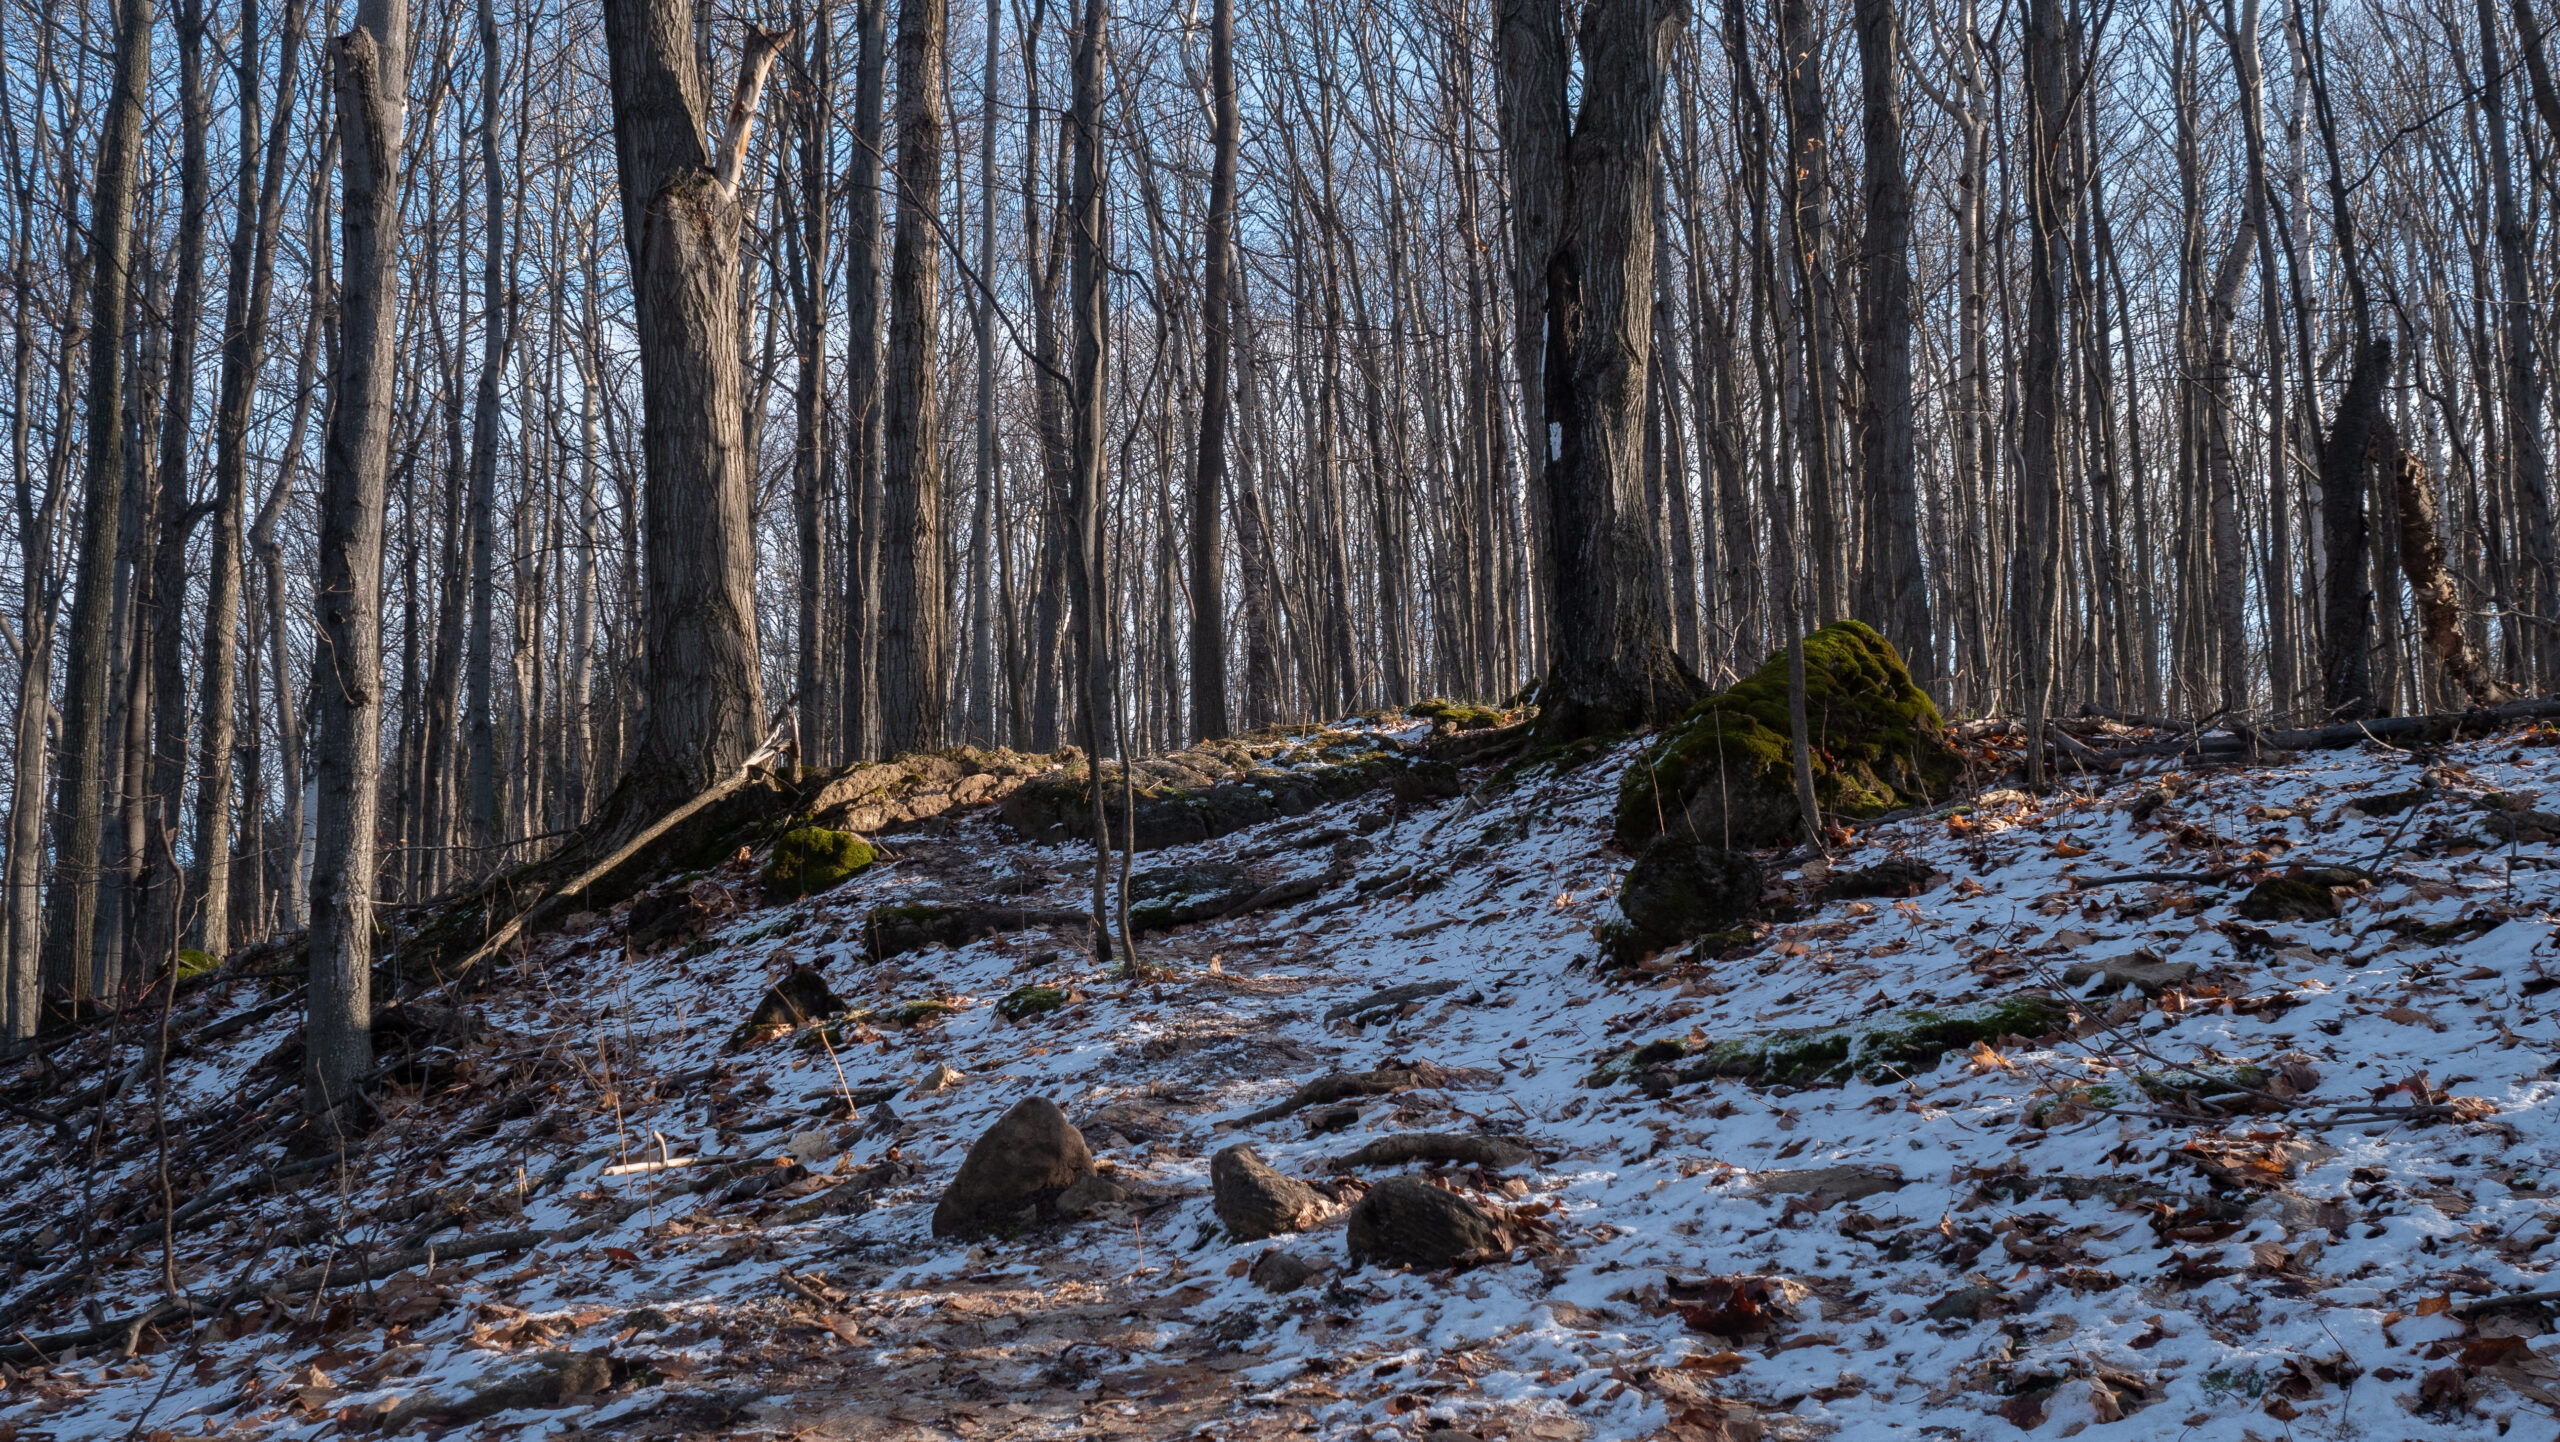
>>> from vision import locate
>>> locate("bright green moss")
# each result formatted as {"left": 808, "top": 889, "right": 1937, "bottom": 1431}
{"left": 1617, "top": 620, "right": 1961, "bottom": 849}
{"left": 761, "top": 827, "right": 876, "bottom": 900}
{"left": 1409, "top": 698, "right": 1506, "bottom": 731}
{"left": 997, "top": 984, "right": 1070, "bottom": 1021}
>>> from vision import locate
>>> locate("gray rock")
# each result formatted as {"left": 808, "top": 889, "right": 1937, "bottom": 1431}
{"left": 1345, "top": 1175, "right": 1510, "bottom": 1270}
{"left": 1248, "top": 1249, "right": 1330, "bottom": 1294}
{"left": 929, "top": 1097, "right": 1097, "bottom": 1237}
{"left": 1924, "top": 1285, "right": 2005, "bottom": 1323}
{"left": 1212, "top": 1144, "right": 1327, "bottom": 1240}
{"left": 1057, "top": 1172, "right": 1132, "bottom": 1217}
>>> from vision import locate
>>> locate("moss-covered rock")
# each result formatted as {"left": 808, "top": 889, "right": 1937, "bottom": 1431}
{"left": 1128, "top": 863, "right": 1257, "bottom": 932}
{"left": 997, "top": 984, "right": 1071, "bottom": 1021}
{"left": 1594, "top": 995, "right": 2072, "bottom": 1089}
{"left": 1600, "top": 836, "right": 1764, "bottom": 968}
{"left": 1616, "top": 621, "right": 1961, "bottom": 850}
{"left": 761, "top": 827, "right": 876, "bottom": 900}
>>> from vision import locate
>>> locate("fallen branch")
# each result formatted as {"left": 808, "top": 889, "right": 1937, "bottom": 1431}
{"left": 1228, "top": 1065, "right": 1439, "bottom": 1127}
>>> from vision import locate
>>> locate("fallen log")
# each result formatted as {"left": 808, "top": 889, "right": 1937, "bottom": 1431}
{"left": 2061, "top": 698, "right": 2560, "bottom": 771}
{"left": 1228, "top": 1065, "right": 1441, "bottom": 1127}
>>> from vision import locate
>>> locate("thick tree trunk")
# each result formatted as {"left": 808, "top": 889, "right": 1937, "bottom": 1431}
{"left": 308, "top": 0, "right": 408, "bottom": 1121}
{"left": 1500, "top": 0, "right": 1700, "bottom": 742}
{"left": 595, "top": 4, "right": 782, "bottom": 825}
{"left": 878, "top": 0, "right": 948, "bottom": 757}
{"left": 1189, "top": 0, "right": 1238, "bottom": 742}
{"left": 139, "top": 0, "right": 212, "bottom": 974}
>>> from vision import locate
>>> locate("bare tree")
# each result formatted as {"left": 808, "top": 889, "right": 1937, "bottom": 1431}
{"left": 879, "top": 0, "right": 948, "bottom": 756}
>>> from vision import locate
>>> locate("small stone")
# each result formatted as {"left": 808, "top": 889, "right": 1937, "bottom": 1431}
{"left": 1248, "top": 1249, "right": 1329, "bottom": 1294}
{"left": 1212, "top": 1144, "right": 1327, "bottom": 1240}
{"left": 786, "top": 1129, "right": 836, "bottom": 1166}
{"left": 1057, "top": 1172, "right": 1131, "bottom": 1217}
{"left": 911, "top": 1061, "right": 965, "bottom": 1097}
{"left": 1751, "top": 1165, "right": 1907, "bottom": 1204}
{"left": 930, "top": 1097, "right": 1097, "bottom": 1237}
{"left": 1816, "top": 855, "right": 1937, "bottom": 902}
{"left": 1925, "top": 1284, "right": 2004, "bottom": 1322}
{"left": 1304, "top": 1104, "right": 1363, "bottom": 1134}
{"left": 1345, "top": 1175, "right": 1510, "bottom": 1269}
{"left": 729, "top": 966, "right": 845, "bottom": 1050}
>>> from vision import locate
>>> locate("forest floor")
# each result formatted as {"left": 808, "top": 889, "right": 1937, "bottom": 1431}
{"left": 10, "top": 714, "right": 2560, "bottom": 1441}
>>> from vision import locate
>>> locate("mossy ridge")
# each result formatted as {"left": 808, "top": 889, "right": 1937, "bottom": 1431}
{"left": 1616, "top": 620, "right": 1960, "bottom": 850}
{"left": 1594, "top": 995, "right": 2071, "bottom": 1089}
{"left": 1408, "top": 698, "right": 1507, "bottom": 731}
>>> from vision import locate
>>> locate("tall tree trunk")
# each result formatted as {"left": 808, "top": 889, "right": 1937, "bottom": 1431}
{"left": 2479, "top": 0, "right": 2557, "bottom": 684}
{"left": 465, "top": 0, "right": 509, "bottom": 856}
{"left": 46, "top": 0, "right": 154, "bottom": 1001}
{"left": 1854, "top": 0, "right": 1930, "bottom": 685}
{"left": 1779, "top": 0, "right": 1844, "bottom": 626}
{"left": 879, "top": 0, "right": 948, "bottom": 756}
{"left": 308, "top": 0, "right": 409, "bottom": 1121}
{"left": 2305, "top": 0, "right": 2378, "bottom": 719}
{"left": 789, "top": 10, "right": 832, "bottom": 758}
{"left": 968, "top": 0, "right": 1000, "bottom": 746}
{"left": 1189, "top": 0, "right": 1237, "bottom": 741}
{"left": 593, "top": 7, "right": 786, "bottom": 824}
{"left": 2017, "top": 0, "right": 2071, "bottom": 786}
{"left": 1067, "top": 0, "right": 1116, "bottom": 958}
{"left": 197, "top": 0, "right": 305, "bottom": 959}
{"left": 140, "top": 0, "right": 213, "bottom": 973}
{"left": 1499, "top": 0, "right": 1700, "bottom": 742}
{"left": 841, "top": 0, "right": 888, "bottom": 759}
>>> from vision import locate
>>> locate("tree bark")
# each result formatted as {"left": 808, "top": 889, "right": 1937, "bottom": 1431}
{"left": 595, "top": 4, "right": 782, "bottom": 826}
{"left": 1499, "top": 0, "right": 1700, "bottom": 742}
{"left": 308, "top": 0, "right": 408, "bottom": 1121}
{"left": 1189, "top": 0, "right": 1238, "bottom": 741}
{"left": 2017, "top": 0, "right": 2072, "bottom": 786}
{"left": 879, "top": 0, "right": 949, "bottom": 757}
{"left": 841, "top": 0, "right": 888, "bottom": 760}
{"left": 464, "top": 0, "right": 510, "bottom": 857}
{"left": 195, "top": 0, "right": 305, "bottom": 960}
{"left": 1854, "top": 0, "right": 1930, "bottom": 684}
{"left": 46, "top": 0, "right": 154, "bottom": 1002}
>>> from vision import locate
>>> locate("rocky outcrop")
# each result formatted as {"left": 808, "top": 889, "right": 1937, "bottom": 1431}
{"left": 798, "top": 747, "right": 1049, "bottom": 835}
{"left": 999, "top": 728, "right": 1462, "bottom": 852}
{"left": 1617, "top": 621, "right": 1963, "bottom": 850}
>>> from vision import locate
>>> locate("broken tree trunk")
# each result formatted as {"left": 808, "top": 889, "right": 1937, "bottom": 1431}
{"left": 2386, "top": 419, "right": 2516, "bottom": 705}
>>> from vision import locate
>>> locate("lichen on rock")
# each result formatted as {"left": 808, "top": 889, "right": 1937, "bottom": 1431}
{"left": 1616, "top": 620, "right": 1962, "bottom": 850}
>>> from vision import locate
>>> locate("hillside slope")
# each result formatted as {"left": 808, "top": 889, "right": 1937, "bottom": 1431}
{"left": 8, "top": 716, "right": 2560, "bottom": 1441}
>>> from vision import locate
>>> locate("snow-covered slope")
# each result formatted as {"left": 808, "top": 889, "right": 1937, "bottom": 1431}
{"left": 11, "top": 719, "right": 2560, "bottom": 1441}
